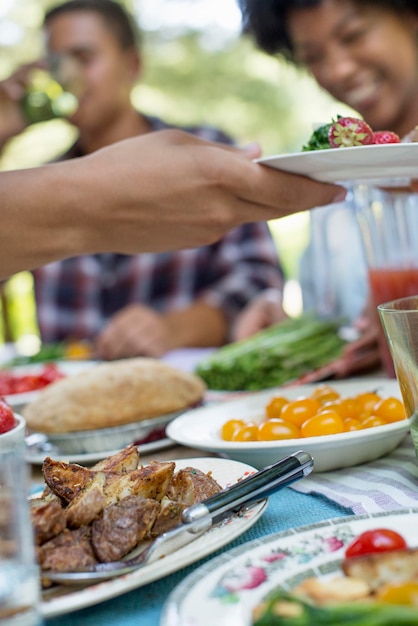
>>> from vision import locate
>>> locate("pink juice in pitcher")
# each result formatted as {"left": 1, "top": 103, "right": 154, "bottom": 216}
{"left": 369, "top": 267, "right": 418, "bottom": 377}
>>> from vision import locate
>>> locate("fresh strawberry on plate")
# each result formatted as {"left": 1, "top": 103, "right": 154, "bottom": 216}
{"left": 328, "top": 116, "right": 374, "bottom": 148}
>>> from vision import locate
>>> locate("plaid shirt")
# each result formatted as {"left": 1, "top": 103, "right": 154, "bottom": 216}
{"left": 33, "top": 115, "right": 284, "bottom": 342}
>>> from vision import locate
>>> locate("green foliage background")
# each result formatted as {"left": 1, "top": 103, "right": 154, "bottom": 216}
{"left": 0, "top": 0, "right": 354, "bottom": 345}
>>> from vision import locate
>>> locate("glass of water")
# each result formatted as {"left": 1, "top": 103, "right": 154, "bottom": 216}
{"left": 0, "top": 448, "right": 42, "bottom": 625}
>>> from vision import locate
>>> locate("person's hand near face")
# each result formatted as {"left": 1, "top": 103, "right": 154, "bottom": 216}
{"left": 0, "top": 61, "right": 46, "bottom": 150}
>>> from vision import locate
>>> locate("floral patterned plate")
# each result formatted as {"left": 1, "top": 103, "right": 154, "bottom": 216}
{"left": 161, "top": 508, "right": 418, "bottom": 626}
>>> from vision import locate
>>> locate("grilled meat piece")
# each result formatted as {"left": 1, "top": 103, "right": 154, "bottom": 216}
{"left": 65, "top": 472, "right": 107, "bottom": 528}
{"left": 92, "top": 495, "right": 160, "bottom": 562}
{"left": 31, "top": 497, "right": 66, "bottom": 546}
{"left": 150, "top": 498, "right": 187, "bottom": 537}
{"left": 166, "top": 466, "right": 222, "bottom": 506}
{"left": 39, "top": 527, "right": 97, "bottom": 571}
{"left": 91, "top": 444, "right": 139, "bottom": 473}
{"left": 103, "top": 461, "right": 175, "bottom": 505}
{"left": 42, "top": 458, "right": 94, "bottom": 503}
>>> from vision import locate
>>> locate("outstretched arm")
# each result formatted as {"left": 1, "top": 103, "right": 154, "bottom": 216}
{"left": 0, "top": 129, "right": 345, "bottom": 279}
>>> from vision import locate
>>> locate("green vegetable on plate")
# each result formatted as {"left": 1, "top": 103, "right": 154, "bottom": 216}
{"left": 195, "top": 313, "right": 347, "bottom": 391}
{"left": 253, "top": 590, "right": 418, "bottom": 626}
{"left": 302, "top": 121, "right": 333, "bottom": 151}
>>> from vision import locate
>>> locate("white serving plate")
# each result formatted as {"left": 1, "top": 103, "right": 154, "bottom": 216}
{"left": 40, "top": 457, "right": 267, "bottom": 618}
{"left": 166, "top": 379, "right": 409, "bottom": 472}
{"left": 257, "top": 142, "right": 418, "bottom": 186}
{"left": 162, "top": 508, "right": 418, "bottom": 626}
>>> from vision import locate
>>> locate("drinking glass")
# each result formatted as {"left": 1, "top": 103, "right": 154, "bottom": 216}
{"left": 0, "top": 448, "right": 42, "bottom": 625}
{"left": 378, "top": 295, "right": 418, "bottom": 458}
{"left": 20, "top": 54, "right": 83, "bottom": 125}
{"left": 353, "top": 185, "right": 418, "bottom": 376}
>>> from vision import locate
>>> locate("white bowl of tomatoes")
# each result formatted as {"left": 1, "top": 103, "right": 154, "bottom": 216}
{"left": 0, "top": 398, "right": 26, "bottom": 451}
{"left": 167, "top": 378, "right": 410, "bottom": 472}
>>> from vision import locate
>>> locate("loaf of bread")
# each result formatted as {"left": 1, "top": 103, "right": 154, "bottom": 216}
{"left": 23, "top": 358, "right": 206, "bottom": 434}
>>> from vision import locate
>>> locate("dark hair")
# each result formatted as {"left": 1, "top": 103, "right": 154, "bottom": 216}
{"left": 44, "top": 0, "right": 140, "bottom": 50}
{"left": 238, "top": 0, "right": 418, "bottom": 61}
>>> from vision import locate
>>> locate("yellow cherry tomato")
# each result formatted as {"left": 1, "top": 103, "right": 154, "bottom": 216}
{"left": 343, "top": 417, "right": 363, "bottom": 431}
{"left": 231, "top": 423, "right": 258, "bottom": 442}
{"left": 361, "top": 415, "right": 388, "bottom": 429}
{"left": 354, "top": 392, "right": 382, "bottom": 419}
{"left": 373, "top": 396, "right": 406, "bottom": 423}
{"left": 322, "top": 397, "right": 358, "bottom": 419}
{"left": 310, "top": 384, "right": 340, "bottom": 404}
{"left": 281, "top": 397, "right": 321, "bottom": 427}
{"left": 300, "top": 410, "right": 345, "bottom": 437}
{"left": 257, "top": 418, "right": 300, "bottom": 441}
{"left": 265, "top": 396, "right": 289, "bottom": 419}
{"left": 221, "top": 419, "right": 245, "bottom": 441}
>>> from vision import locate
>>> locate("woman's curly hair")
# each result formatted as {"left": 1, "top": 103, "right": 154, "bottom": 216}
{"left": 238, "top": 0, "right": 418, "bottom": 62}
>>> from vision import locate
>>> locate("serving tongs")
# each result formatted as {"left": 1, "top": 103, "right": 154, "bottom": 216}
{"left": 45, "top": 450, "right": 313, "bottom": 585}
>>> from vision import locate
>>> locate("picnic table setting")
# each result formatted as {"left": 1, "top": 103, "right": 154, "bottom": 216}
{"left": 2, "top": 120, "right": 418, "bottom": 626}
{"left": 1, "top": 337, "right": 417, "bottom": 625}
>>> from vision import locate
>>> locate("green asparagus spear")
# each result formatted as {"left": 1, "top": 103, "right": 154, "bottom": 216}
{"left": 196, "top": 313, "right": 347, "bottom": 390}
{"left": 253, "top": 590, "right": 418, "bottom": 626}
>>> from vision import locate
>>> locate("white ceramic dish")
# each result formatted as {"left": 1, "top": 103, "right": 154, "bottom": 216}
{"left": 40, "top": 408, "right": 182, "bottom": 455}
{"left": 161, "top": 508, "right": 418, "bottom": 626}
{"left": 40, "top": 457, "right": 267, "bottom": 618}
{"left": 25, "top": 435, "right": 175, "bottom": 466}
{"left": 4, "top": 360, "right": 97, "bottom": 411}
{"left": 0, "top": 413, "right": 26, "bottom": 451}
{"left": 166, "top": 379, "right": 409, "bottom": 472}
{"left": 257, "top": 142, "right": 418, "bottom": 185}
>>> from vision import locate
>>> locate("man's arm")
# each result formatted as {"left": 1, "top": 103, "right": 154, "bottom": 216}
{"left": 0, "top": 129, "right": 345, "bottom": 279}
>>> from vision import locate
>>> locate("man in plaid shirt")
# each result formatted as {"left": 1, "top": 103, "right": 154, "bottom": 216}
{"left": 19, "top": 0, "right": 285, "bottom": 358}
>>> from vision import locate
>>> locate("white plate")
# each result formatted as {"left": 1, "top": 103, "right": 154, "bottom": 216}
{"left": 4, "top": 360, "right": 97, "bottom": 410}
{"left": 25, "top": 436, "right": 175, "bottom": 465}
{"left": 40, "top": 457, "right": 267, "bottom": 618}
{"left": 257, "top": 143, "right": 418, "bottom": 185}
{"left": 162, "top": 508, "right": 418, "bottom": 626}
{"left": 166, "top": 379, "right": 409, "bottom": 472}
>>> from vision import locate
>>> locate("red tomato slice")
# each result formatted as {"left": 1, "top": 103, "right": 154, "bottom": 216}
{"left": 0, "top": 372, "right": 14, "bottom": 395}
{"left": 12, "top": 375, "right": 40, "bottom": 393}
{"left": 345, "top": 528, "right": 407, "bottom": 559}
{"left": 37, "top": 364, "right": 65, "bottom": 384}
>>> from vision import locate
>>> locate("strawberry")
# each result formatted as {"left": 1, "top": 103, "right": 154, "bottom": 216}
{"left": 372, "top": 130, "right": 401, "bottom": 144}
{"left": 328, "top": 116, "right": 374, "bottom": 148}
